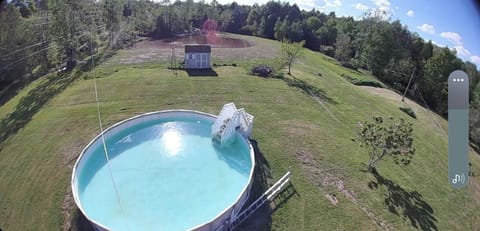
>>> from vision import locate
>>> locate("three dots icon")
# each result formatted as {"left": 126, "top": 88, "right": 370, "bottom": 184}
{"left": 452, "top": 78, "right": 465, "bottom": 82}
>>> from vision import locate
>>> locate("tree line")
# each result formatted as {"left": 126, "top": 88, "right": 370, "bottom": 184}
{"left": 1, "top": 0, "right": 480, "bottom": 148}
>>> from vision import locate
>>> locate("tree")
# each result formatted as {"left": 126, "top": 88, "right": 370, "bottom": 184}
{"left": 464, "top": 61, "right": 480, "bottom": 99}
{"left": 273, "top": 17, "right": 285, "bottom": 40}
{"left": 18, "top": 2, "right": 32, "bottom": 18}
{"left": 421, "top": 47, "right": 462, "bottom": 115}
{"left": 0, "top": 4, "right": 32, "bottom": 81}
{"left": 470, "top": 95, "right": 480, "bottom": 148}
{"left": 49, "top": 0, "right": 89, "bottom": 69}
{"left": 315, "top": 18, "right": 336, "bottom": 46}
{"left": 280, "top": 40, "right": 305, "bottom": 75}
{"left": 104, "top": 0, "right": 122, "bottom": 48}
{"left": 335, "top": 33, "right": 352, "bottom": 64}
{"left": 421, "top": 40, "right": 433, "bottom": 60}
{"left": 285, "top": 21, "right": 303, "bottom": 42}
{"left": 305, "top": 16, "right": 322, "bottom": 31}
{"left": 358, "top": 116, "right": 415, "bottom": 170}
{"left": 362, "top": 22, "right": 394, "bottom": 76}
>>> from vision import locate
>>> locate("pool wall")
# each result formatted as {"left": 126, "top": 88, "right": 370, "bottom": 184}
{"left": 72, "top": 110, "right": 256, "bottom": 231}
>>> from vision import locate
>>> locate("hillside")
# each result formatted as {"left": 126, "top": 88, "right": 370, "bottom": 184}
{"left": 0, "top": 34, "right": 479, "bottom": 231}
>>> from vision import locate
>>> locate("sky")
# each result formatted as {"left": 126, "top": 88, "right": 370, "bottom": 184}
{"left": 213, "top": 0, "right": 480, "bottom": 69}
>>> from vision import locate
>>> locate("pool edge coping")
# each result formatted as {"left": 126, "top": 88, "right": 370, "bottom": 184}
{"left": 71, "top": 109, "right": 256, "bottom": 231}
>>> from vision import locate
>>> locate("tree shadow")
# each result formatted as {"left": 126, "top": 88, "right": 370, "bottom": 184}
{"left": 236, "top": 139, "right": 272, "bottom": 231}
{"left": 368, "top": 168, "right": 438, "bottom": 231}
{"left": 186, "top": 68, "right": 218, "bottom": 77}
{"left": 0, "top": 54, "right": 107, "bottom": 149}
{"left": 236, "top": 140, "right": 299, "bottom": 231}
{"left": 274, "top": 75, "right": 337, "bottom": 104}
{"left": 0, "top": 79, "right": 25, "bottom": 107}
{"left": 0, "top": 72, "right": 76, "bottom": 148}
{"left": 71, "top": 209, "right": 95, "bottom": 231}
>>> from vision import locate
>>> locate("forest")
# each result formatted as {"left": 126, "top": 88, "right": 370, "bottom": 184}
{"left": 1, "top": 0, "right": 480, "bottom": 148}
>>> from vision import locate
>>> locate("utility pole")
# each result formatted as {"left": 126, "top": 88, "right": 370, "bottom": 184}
{"left": 402, "top": 67, "right": 416, "bottom": 102}
{"left": 170, "top": 46, "right": 177, "bottom": 77}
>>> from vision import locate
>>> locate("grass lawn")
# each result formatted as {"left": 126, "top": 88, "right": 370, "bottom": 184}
{"left": 0, "top": 34, "right": 479, "bottom": 231}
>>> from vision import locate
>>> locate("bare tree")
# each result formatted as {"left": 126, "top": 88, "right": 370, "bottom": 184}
{"left": 280, "top": 40, "right": 304, "bottom": 75}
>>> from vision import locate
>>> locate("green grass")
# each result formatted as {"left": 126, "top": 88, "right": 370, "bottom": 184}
{"left": 399, "top": 106, "right": 417, "bottom": 119}
{"left": 340, "top": 73, "right": 384, "bottom": 88}
{"left": 0, "top": 35, "right": 479, "bottom": 231}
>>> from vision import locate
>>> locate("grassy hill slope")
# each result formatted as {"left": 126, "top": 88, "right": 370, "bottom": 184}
{"left": 0, "top": 35, "right": 479, "bottom": 230}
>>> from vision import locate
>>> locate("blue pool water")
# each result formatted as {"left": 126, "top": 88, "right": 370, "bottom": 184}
{"left": 76, "top": 115, "right": 252, "bottom": 231}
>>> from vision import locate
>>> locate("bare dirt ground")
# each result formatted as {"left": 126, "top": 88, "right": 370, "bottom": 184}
{"left": 104, "top": 33, "right": 280, "bottom": 65}
{"left": 295, "top": 149, "right": 393, "bottom": 230}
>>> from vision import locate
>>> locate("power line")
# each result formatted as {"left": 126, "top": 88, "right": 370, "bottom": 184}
{"left": 32, "top": 22, "right": 51, "bottom": 27}
{"left": 1, "top": 41, "right": 49, "bottom": 59}
{"left": 1, "top": 24, "right": 106, "bottom": 68}
{"left": 1, "top": 43, "right": 57, "bottom": 70}
{"left": 25, "top": 16, "right": 50, "bottom": 21}
{"left": 415, "top": 87, "right": 448, "bottom": 137}
{"left": 89, "top": 26, "right": 131, "bottom": 231}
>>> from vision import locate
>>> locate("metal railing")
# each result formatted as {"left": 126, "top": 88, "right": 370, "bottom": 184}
{"left": 229, "top": 170, "right": 292, "bottom": 230}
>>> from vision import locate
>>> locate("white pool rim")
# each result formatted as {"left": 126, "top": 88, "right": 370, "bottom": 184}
{"left": 71, "top": 110, "right": 256, "bottom": 231}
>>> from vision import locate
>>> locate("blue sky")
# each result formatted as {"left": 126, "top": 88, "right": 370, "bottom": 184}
{"left": 215, "top": 0, "right": 480, "bottom": 68}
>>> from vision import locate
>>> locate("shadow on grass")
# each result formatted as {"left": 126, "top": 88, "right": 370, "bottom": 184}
{"left": 236, "top": 139, "right": 272, "bottom": 231}
{"left": 0, "top": 80, "right": 25, "bottom": 107}
{"left": 237, "top": 140, "right": 299, "bottom": 231}
{"left": 368, "top": 168, "right": 438, "bottom": 231}
{"left": 0, "top": 55, "right": 103, "bottom": 148}
{"left": 275, "top": 75, "right": 336, "bottom": 104}
{"left": 186, "top": 69, "right": 218, "bottom": 77}
{"left": 271, "top": 181, "right": 299, "bottom": 213}
{"left": 0, "top": 73, "right": 75, "bottom": 148}
{"left": 71, "top": 209, "right": 95, "bottom": 231}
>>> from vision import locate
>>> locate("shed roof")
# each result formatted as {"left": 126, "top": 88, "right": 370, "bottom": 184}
{"left": 185, "top": 45, "right": 211, "bottom": 53}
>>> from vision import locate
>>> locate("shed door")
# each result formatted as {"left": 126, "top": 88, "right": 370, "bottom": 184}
{"left": 195, "top": 54, "right": 201, "bottom": 68}
{"left": 201, "top": 53, "right": 208, "bottom": 68}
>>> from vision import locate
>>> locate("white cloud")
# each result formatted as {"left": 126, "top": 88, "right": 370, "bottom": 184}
{"left": 417, "top": 24, "right": 435, "bottom": 35}
{"left": 295, "top": 0, "right": 320, "bottom": 10}
{"left": 453, "top": 46, "right": 471, "bottom": 58}
{"left": 372, "top": 0, "right": 391, "bottom": 14}
{"left": 354, "top": 3, "right": 369, "bottom": 11}
{"left": 407, "top": 10, "right": 414, "bottom": 17}
{"left": 471, "top": 56, "right": 480, "bottom": 67}
{"left": 214, "top": 0, "right": 321, "bottom": 10}
{"left": 311, "top": 0, "right": 342, "bottom": 12}
{"left": 432, "top": 40, "right": 446, "bottom": 48}
{"left": 440, "top": 32, "right": 463, "bottom": 46}
{"left": 323, "top": 0, "right": 342, "bottom": 8}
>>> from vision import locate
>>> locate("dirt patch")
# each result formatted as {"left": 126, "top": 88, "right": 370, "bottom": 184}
{"left": 133, "top": 34, "right": 253, "bottom": 49}
{"left": 295, "top": 149, "right": 393, "bottom": 230}
{"left": 324, "top": 193, "right": 339, "bottom": 205}
{"left": 62, "top": 136, "right": 93, "bottom": 231}
{"left": 296, "top": 149, "right": 357, "bottom": 202}
{"left": 104, "top": 34, "right": 279, "bottom": 65}
{"left": 278, "top": 121, "right": 320, "bottom": 138}
{"left": 62, "top": 187, "right": 74, "bottom": 231}
{"left": 359, "top": 86, "right": 411, "bottom": 103}
{"left": 469, "top": 175, "right": 480, "bottom": 205}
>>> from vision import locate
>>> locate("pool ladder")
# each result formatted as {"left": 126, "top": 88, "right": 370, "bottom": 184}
{"left": 228, "top": 170, "right": 292, "bottom": 230}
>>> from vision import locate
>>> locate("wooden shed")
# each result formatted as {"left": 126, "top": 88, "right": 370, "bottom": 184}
{"left": 184, "top": 45, "right": 211, "bottom": 69}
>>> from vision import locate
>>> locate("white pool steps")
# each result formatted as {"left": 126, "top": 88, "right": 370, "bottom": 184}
{"left": 212, "top": 103, "right": 254, "bottom": 146}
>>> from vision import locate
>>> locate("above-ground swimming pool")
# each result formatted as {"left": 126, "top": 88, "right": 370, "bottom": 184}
{"left": 72, "top": 110, "right": 255, "bottom": 231}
